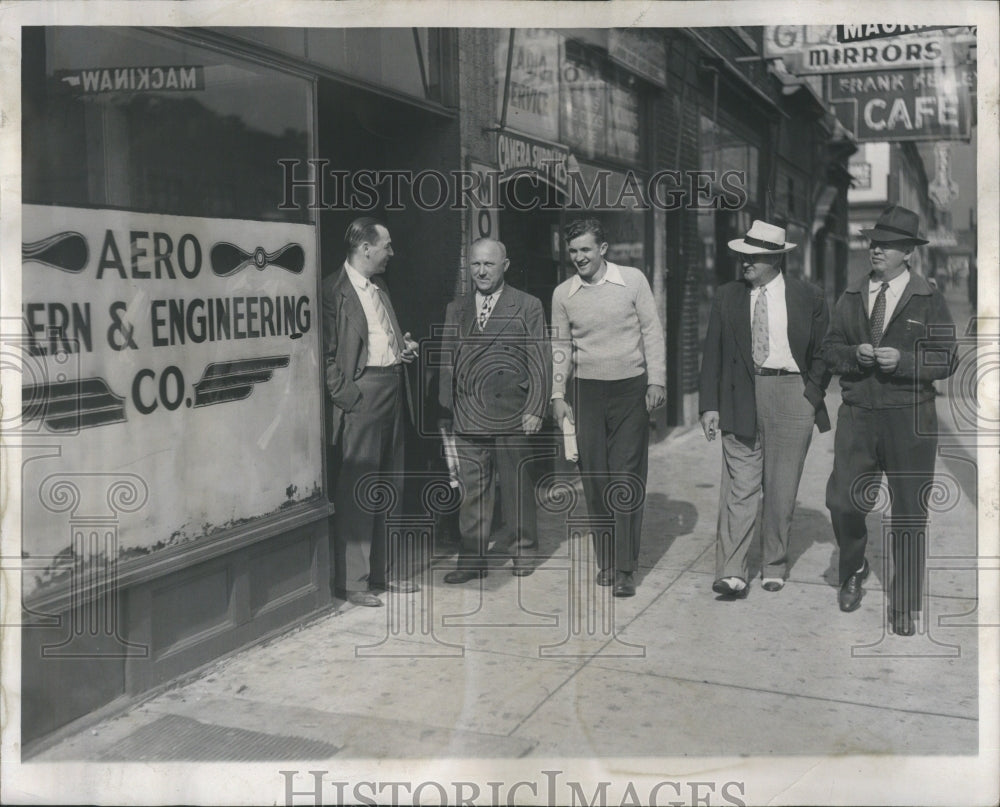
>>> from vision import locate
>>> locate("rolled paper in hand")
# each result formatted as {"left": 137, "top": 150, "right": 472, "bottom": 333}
{"left": 562, "top": 416, "right": 579, "bottom": 462}
{"left": 439, "top": 427, "right": 460, "bottom": 485}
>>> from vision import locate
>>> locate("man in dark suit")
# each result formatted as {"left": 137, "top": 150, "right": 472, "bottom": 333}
{"left": 823, "top": 205, "right": 957, "bottom": 636}
{"left": 323, "top": 217, "right": 420, "bottom": 607}
{"left": 437, "top": 238, "right": 550, "bottom": 582}
{"left": 699, "top": 220, "right": 831, "bottom": 598}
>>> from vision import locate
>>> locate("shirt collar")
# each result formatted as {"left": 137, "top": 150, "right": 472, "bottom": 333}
{"left": 567, "top": 262, "right": 626, "bottom": 297}
{"left": 751, "top": 271, "right": 785, "bottom": 296}
{"left": 475, "top": 284, "right": 504, "bottom": 303}
{"left": 870, "top": 269, "right": 909, "bottom": 294}
{"left": 344, "top": 260, "right": 372, "bottom": 290}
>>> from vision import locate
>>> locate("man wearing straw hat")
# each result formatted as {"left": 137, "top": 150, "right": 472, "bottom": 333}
{"left": 823, "top": 204, "right": 957, "bottom": 636}
{"left": 699, "top": 220, "right": 831, "bottom": 599}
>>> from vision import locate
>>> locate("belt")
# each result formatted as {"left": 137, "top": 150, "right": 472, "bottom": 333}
{"left": 362, "top": 364, "right": 403, "bottom": 375}
{"left": 754, "top": 367, "right": 798, "bottom": 376}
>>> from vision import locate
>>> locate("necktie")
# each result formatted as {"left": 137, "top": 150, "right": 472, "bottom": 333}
{"left": 366, "top": 283, "right": 400, "bottom": 360}
{"left": 752, "top": 286, "right": 769, "bottom": 366}
{"left": 870, "top": 281, "right": 890, "bottom": 347}
{"left": 478, "top": 294, "right": 495, "bottom": 331}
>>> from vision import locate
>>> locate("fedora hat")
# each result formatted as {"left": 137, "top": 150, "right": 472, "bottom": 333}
{"left": 728, "top": 220, "right": 796, "bottom": 255}
{"left": 860, "top": 204, "right": 929, "bottom": 245}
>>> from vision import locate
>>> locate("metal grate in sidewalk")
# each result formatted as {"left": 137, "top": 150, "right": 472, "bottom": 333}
{"left": 96, "top": 713, "right": 339, "bottom": 761}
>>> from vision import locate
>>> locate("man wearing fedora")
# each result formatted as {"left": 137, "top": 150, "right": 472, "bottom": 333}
{"left": 823, "top": 204, "right": 957, "bottom": 636}
{"left": 699, "top": 220, "right": 831, "bottom": 598}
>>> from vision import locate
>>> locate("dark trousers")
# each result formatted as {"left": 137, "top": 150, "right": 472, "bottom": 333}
{"left": 329, "top": 368, "right": 405, "bottom": 595}
{"left": 453, "top": 433, "right": 538, "bottom": 569}
{"left": 575, "top": 374, "right": 649, "bottom": 574}
{"left": 826, "top": 401, "right": 938, "bottom": 613}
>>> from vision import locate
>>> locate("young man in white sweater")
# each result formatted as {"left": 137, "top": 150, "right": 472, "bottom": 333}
{"left": 551, "top": 219, "right": 666, "bottom": 597}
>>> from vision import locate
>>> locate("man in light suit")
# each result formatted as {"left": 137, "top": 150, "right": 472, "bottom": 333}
{"left": 437, "top": 238, "right": 550, "bottom": 582}
{"left": 699, "top": 220, "right": 831, "bottom": 598}
{"left": 323, "top": 217, "right": 419, "bottom": 607}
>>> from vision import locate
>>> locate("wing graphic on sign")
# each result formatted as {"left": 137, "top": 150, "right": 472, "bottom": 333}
{"left": 23, "top": 232, "right": 89, "bottom": 273}
{"left": 22, "top": 377, "right": 127, "bottom": 432}
{"left": 192, "top": 356, "right": 291, "bottom": 407}
{"left": 210, "top": 242, "right": 305, "bottom": 277}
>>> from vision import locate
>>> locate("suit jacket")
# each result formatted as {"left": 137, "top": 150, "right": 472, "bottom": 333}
{"left": 698, "top": 274, "right": 831, "bottom": 439}
{"left": 322, "top": 264, "right": 414, "bottom": 445}
{"left": 438, "top": 284, "right": 551, "bottom": 435}
{"left": 822, "top": 271, "right": 957, "bottom": 409}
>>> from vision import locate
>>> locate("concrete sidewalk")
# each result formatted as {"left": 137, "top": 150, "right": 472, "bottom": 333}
{"left": 34, "top": 344, "right": 981, "bottom": 763}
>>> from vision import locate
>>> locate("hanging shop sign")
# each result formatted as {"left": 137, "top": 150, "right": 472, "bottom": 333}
{"left": 496, "top": 128, "right": 573, "bottom": 195}
{"left": 608, "top": 29, "right": 667, "bottom": 88}
{"left": 928, "top": 141, "right": 961, "bottom": 209}
{"left": 19, "top": 204, "right": 322, "bottom": 596}
{"left": 836, "top": 25, "right": 974, "bottom": 44}
{"left": 764, "top": 25, "right": 972, "bottom": 74}
{"left": 848, "top": 161, "right": 872, "bottom": 189}
{"left": 828, "top": 64, "right": 975, "bottom": 142}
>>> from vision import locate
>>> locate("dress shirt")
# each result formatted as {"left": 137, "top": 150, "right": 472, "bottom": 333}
{"left": 867, "top": 269, "right": 910, "bottom": 325}
{"left": 749, "top": 272, "right": 798, "bottom": 373}
{"left": 344, "top": 261, "right": 398, "bottom": 367}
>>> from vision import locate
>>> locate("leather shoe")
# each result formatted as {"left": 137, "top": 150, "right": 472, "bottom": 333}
{"left": 512, "top": 560, "right": 533, "bottom": 577}
{"left": 889, "top": 610, "right": 915, "bottom": 636}
{"left": 444, "top": 569, "right": 487, "bottom": 584}
{"left": 838, "top": 559, "right": 870, "bottom": 612}
{"left": 596, "top": 568, "right": 615, "bottom": 587}
{"left": 612, "top": 571, "right": 635, "bottom": 598}
{"left": 385, "top": 579, "right": 419, "bottom": 594}
{"left": 346, "top": 591, "right": 383, "bottom": 608}
{"left": 712, "top": 577, "right": 748, "bottom": 598}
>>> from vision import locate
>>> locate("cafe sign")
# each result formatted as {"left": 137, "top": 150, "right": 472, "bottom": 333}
{"left": 828, "top": 64, "right": 975, "bottom": 142}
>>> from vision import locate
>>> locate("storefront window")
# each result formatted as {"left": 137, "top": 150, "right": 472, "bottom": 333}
{"left": 496, "top": 29, "right": 646, "bottom": 166}
{"left": 495, "top": 28, "right": 561, "bottom": 140}
{"left": 21, "top": 27, "right": 322, "bottom": 595}
{"left": 219, "top": 28, "right": 447, "bottom": 105}
{"left": 23, "top": 27, "right": 312, "bottom": 222}
{"left": 700, "top": 113, "right": 759, "bottom": 204}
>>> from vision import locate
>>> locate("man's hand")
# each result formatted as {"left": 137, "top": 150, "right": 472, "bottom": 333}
{"left": 646, "top": 384, "right": 666, "bottom": 413}
{"left": 400, "top": 332, "right": 419, "bottom": 363}
{"left": 552, "top": 398, "right": 574, "bottom": 427}
{"left": 856, "top": 343, "right": 876, "bottom": 367}
{"left": 522, "top": 413, "right": 543, "bottom": 434}
{"left": 874, "top": 346, "right": 900, "bottom": 373}
{"left": 700, "top": 411, "right": 719, "bottom": 442}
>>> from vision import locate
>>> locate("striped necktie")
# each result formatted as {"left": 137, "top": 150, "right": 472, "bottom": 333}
{"left": 366, "top": 282, "right": 400, "bottom": 360}
{"left": 870, "top": 281, "right": 890, "bottom": 347}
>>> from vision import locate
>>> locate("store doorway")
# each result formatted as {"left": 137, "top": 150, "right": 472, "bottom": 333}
{"left": 498, "top": 176, "right": 564, "bottom": 322}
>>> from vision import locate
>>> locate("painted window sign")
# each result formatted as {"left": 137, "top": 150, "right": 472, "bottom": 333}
{"left": 56, "top": 65, "right": 206, "bottom": 93}
{"left": 19, "top": 205, "right": 322, "bottom": 597}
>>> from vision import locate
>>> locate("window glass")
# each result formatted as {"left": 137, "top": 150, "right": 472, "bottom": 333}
{"left": 495, "top": 30, "right": 645, "bottom": 166}
{"left": 23, "top": 27, "right": 313, "bottom": 222}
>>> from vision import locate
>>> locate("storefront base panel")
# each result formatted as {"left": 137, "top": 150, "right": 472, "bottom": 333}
{"left": 21, "top": 517, "right": 331, "bottom": 748}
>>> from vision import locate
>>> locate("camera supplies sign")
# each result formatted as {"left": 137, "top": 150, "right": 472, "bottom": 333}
{"left": 20, "top": 204, "right": 322, "bottom": 597}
